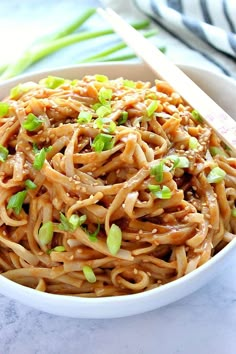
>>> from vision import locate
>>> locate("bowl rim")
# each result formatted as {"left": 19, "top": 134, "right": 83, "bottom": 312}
{"left": 0, "top": 61, "right": 235, "bottom": 307}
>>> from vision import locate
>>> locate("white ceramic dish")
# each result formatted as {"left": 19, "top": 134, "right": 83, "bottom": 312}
{"left": 0, "top": 63, "right": 235, "bottom": 318}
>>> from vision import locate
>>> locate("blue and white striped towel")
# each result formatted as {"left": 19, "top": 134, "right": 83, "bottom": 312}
{"left": 105, "top": 0, "right": 236, "bottom": 78}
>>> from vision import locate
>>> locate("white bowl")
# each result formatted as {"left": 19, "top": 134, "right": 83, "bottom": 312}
{"left": 0, "top": 63, "right": 235, "bottom": 318}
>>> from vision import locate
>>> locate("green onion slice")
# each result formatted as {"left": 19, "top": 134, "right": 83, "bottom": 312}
{"left": 22, "top": 113, "right": 43, "bottom": 131}
{"left": 150, "top": 161, "right": 165, "bottom": 183}
{"left": 58, "top": 213, "right": 86, "bottom": 232}
{"left": 0, "top": 145, "right": 9, "bottom": 162}
{"left": 191, "top": 110, "right": 203, "bottom": 123}
{"left": 92, "top": 133, "right": 114, "bottom": 152}
{"left": 69, "top": 214, "right": 87, "bottom": 230}
{"left": 10, "top": 84, "right": 30, "bottom": 100}
{"left": 7, "top": 190, "right": 27, "bottom": 215}
{"left": 232, "top": 208, "right": 236, "bottom": 217}
{"left": 209, "top": 146, "right": 227, "bottom": 157}
{"left": 77, "top": 111, "right": 92, "bottom": 124}
{"left": 33, "top": 148, "right": 46, "bottom": 170}
{"left": 189, "top": 136, "right": 200, "bottom": 150}
{"left": 40, "top": 76, "right": 65, "bottom": 89}
{"left": 82, "top": 265, "right": 97, "bottom": 283}
{"left": 118, "top": 111, "right": 128, "bottom": 125}
{"left": 107, "top": 224, "right": 122, "bottom": 255}
{"left": 98, "top": 87, "right": 112, "bottom": 105}
{"left": 38, "top": 221, "right": 54, "bottom": 245}
{"left": 147, "top": 100, "right": 158, "bottom": 117}
{"left": 95, "top": 74, "right": 108, "bottom": 82}
{"left": 87, "top": 223, "right": 100, "bottom": 242}
{"left": 25, "top": 179, "right": 37, "bottom": 190}
{"left": 148, "top": 185, "right": 172, "bottom": 199}
{"left": 0, "top": 102, "right": 9, "bottom": 117}
{"left": 48, "top": 245, "right": 66, "bottom": 254}
{"left": 206, "top": 167, "right": 226, "bottom": 184}
{"left": 123, "top": 79, "right": 136, "bottom": 88}
{"left": 167, "top": 155, "right": 190, "bottom": 169}
{"left": 96, "top": 104, "right": 112, "bottom": 118}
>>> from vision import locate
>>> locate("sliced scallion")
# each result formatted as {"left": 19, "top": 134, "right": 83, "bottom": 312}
{"left": 0, "top": 145, "right": 9, "bottom": 162}
{"left": 147, "top": 100, "right": 158, "bottom": 117}
{"left": 95, "top": 74, "right": 108, "bottom": 82}
{"left": 191, "top": 110, "right": 203, "bottom": 123}
{"left": 48, "top": 245, "right": 66, "bottom": 254}
{"left": 0, "top": 102, "right": 9, "bottom": 117}
{"left": 118, "top": 111, "right": 128, "bottom": 125}
{"left": 189, "top": 136, "right": 200, "bottom": 150}
{"left": 232, "top": 208, "right": 236, "bottom": 217}
{"left": 40, "top": 76, "right": 65, "bottom": 89}
{"left": 82, "top": 265, "right": 97, "bottom": 283}
{"left": 150, "top": 161, "right": 165, "bottom": 183}
{"left": 58, "top": 213, "right": 86, "bottom": 232}
{"left": 69, "top": 214, "right": 87, "bottom": 230}
{"left": 209, "top": 146, "right": 227, "bottom": 157}
{"left": 38, "top": 221, "right": 54, "bottom": 245}
{"left": 33, "top": 148, "right": 46, "bottom": 170}
{"left": 7, "top": 190, "right": 27, "bottom": 215}
{"left": 25, "top": 179, "right": 37, "bottom": 190}
{"left": 123, "top": 79, "right": 136, "bottom": 88}
{"left": 96, "top": 104, "right": 112, "bottom": 118}
{"left": 87, "top": 223, "right": 100, "bottom": 242}
{"left": 148, "top": 185, "right": 172, "bottom": 199}
{"left": 92, "top": 133, "right": 114, "bottom": 152}
{"left": 77, "top": 111, "right": 92, "bottom": 124}
{"left": 206, "top": 167, "right": 226, "bottom": 184}
{"left": 98, "top": 87, "right": 112, "bottom": 105}
{"left": 107, "top": 224, "right": 122, "bottom": 255}
{"left": 22, "top": 113, "right": 43, "bottom": 131}
{"left": 167, "top": 155, "right": 189, "bottom": 169}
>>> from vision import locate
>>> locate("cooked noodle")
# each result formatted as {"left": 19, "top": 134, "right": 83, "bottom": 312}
{"left": 0, "top": 74, "right": 235, "bottom": 297}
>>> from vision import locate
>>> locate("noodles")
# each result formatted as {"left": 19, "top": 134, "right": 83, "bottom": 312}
{"left": 0, "top": 74, "right": 235, "bottom": 297}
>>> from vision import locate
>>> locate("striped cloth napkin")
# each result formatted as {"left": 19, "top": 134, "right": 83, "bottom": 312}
{"left": 104, "top": 0, "right": 236, "bottom": 79}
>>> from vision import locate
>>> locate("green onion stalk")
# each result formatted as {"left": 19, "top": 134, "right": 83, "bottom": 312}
{"left": 0, "top": 7, "right": 150, "bottom": 80}
{"left": 78, "top": 29, "right": 158, "bottom": 63}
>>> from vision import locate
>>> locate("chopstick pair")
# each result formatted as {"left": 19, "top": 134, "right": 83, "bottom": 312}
{"left": 98, "top": 7, "right": 236, "bottom": 154}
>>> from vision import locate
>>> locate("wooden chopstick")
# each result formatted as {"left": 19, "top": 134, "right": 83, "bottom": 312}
{"left": 97, "top": 7, "right": 236, "bottom": 153}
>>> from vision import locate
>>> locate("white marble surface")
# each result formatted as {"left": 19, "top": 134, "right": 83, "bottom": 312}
{"left": 1, "top": 263, "right": 236, "bottom": 354}
{"left": 0, "top": 1, "right": 236, "bottom": 353}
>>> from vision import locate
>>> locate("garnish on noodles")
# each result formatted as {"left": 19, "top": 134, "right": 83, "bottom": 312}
{"left": 0, "top": 74, "right": 235, "bottom": 297}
